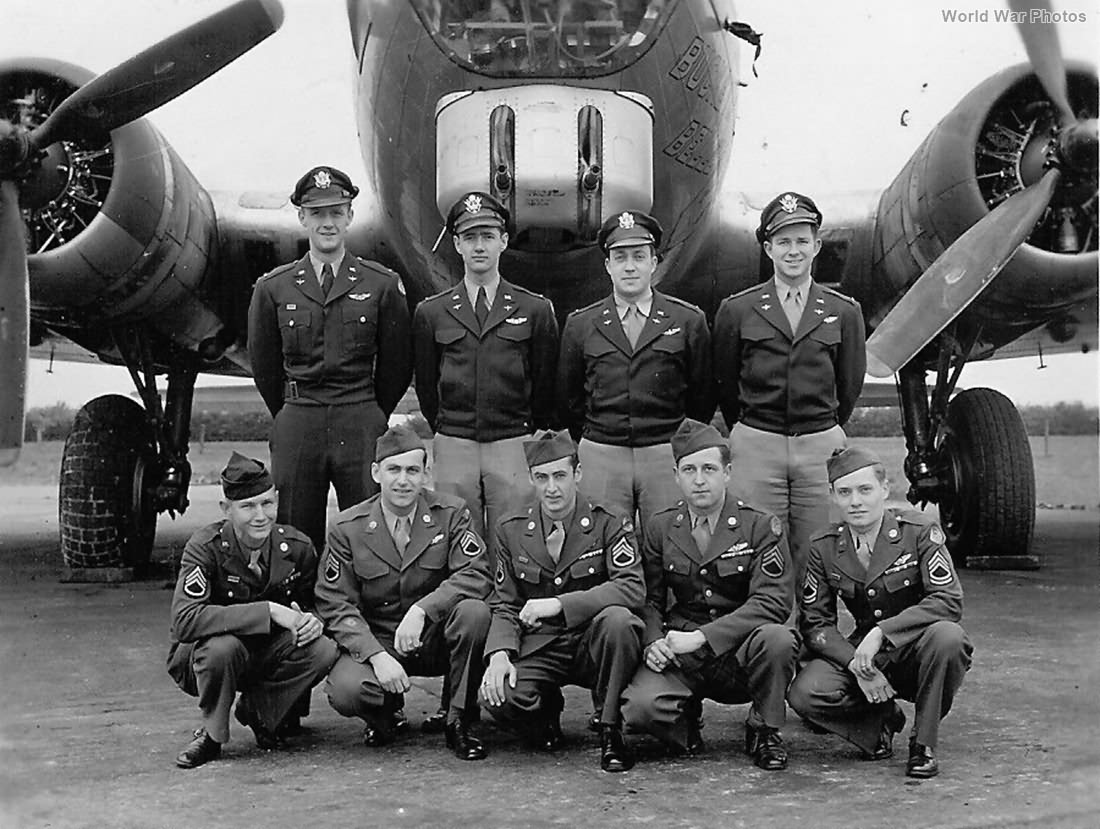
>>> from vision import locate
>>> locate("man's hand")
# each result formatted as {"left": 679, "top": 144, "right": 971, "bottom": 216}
{"left": 394, "top": 605, "right": 427, "bottom": 656}
{"left": 644, "top": 638, "right": 681, "bottom": 673}
{"left": 852, "top": 667, "right": 896, "bottom": 705}
{"left": 664, "top": 629, "right": 707, "bottom": 656}
{"left": 369, "top": 651, "right": 410, "bottom": 694}
{"left": 268, "top": 601, "right": 301, "bottom": 633}
{"left": 518, "top": 598, "right": 563, "bottom": 630}
{"left": 289, "top": 601, "right": 323, "bottom": 647}
{"left": 851, "top": 626, "right": 885, "bottom": 679}
{"left": 481, "top": 651, "right": 516, "bottom": 707}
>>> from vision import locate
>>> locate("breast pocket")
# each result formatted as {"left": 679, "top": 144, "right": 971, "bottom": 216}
{"left": 715, "top": 554, "right": 752, "bottom": 579}
{"left": 882, "top": 569, "right": 920, "bottom": 600}
{"left": 277, "top": 308, "right": 312, "bottom": 358}
{"left": 809, "top": 322, "right": 842, "bottom": 352}
{"left": 827, "top": 571, "right": 857, "bottom": 600}
{"left": 583, "top": 335, "right": 618, "bottom": 360}
{"left": 342, "top": 300, "right": 377, "bottom": 355}
{"left": 496, "top": 322, "right": 532, "bottom": 345}
{"left": 418, "top": 545, "right": 448, "bottom": 571}
{"left": 352, "top": 555, "right": 390, "bottom": 581}
{"left": 569, "top": 554, "right": 607, "bottom": 581}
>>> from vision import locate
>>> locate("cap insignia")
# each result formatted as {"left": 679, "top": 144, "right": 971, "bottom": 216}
{"left": 313, "top": 170, "right": 332, "bottom": 189}
{"left": 617, "top": 211, "right": 635, "bottom": 229}
{"left": 464, "top": 194, "right": 483, "bottom": 214}
{"left": 779, "top": 193, "right": 798, "bottom": 213}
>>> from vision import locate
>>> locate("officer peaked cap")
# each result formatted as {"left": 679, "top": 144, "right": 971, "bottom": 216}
{"left": 827, "top": 446, "right": 882, "bottom": 483}
{"left": 671, "top": 418, "right": 726, "bottom": 464}
{"left": 756, "top": 191, "right": 822, "bottom": 243}
{"left": 598, "top": 210, "right": 662, "bottom": 253}
{"left": 220, "top": 452, "right": 274, "bottom": 501}
{"left": 447, "top": 192, "right": 510, "bottom": 236}
{"left": 291, "top": 165, "right": 359, "bottom": 207}
{"left": 375, "top": 424, "right": 426, "bottom": 463}
{"left": 523, "top": 430, "right": 576, "bottom": 468}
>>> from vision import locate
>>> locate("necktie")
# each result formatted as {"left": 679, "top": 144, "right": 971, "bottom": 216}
{"left": 623, "top": 304, "right": 644, "bottom": 348}
{"left": 320, "top": 263, "right": 334, "bottom": 297}
{"left": 691, "top": 515, "right": 711, "bottom": 556}
{"left": 475, "top": 285, "right": 490, "bottom": 328}
{"left": 546, "top": 520, "right": 565, "bottom": 564}
{"left": 855, "top": 536, "right": 873, "bottom": 570}
{"left": 783, "top": 288, "right": 803, "bottom": 333}
{"left": 246, "top": 546, "right": 265, "bottom": 579}
{"left": 394, "top": 515, "right": 412, "bottom": 558}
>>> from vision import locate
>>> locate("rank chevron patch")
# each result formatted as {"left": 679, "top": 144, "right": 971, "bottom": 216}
{"left": 461, "top": 529, "right": 484, "bottom": 557}
{"left": 324, "top": 554, "right": 341, "bottom": 583}
{"left": 611, "top": 537, "right": 636, "bottom": 568}
{"left": 927, "top": 549, "right": 955, "bottom": 586}
{"left": 183, "top": 566, "right": 208, "bottom": 598}
{"left": 760, "top": 546, "right": 785, "bottom": 578}
{"left": 802, "top": 570, "right": 819, "bottom": 604}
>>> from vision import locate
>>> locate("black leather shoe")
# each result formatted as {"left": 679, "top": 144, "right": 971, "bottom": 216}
{"left": 906, "top": 739, "right": 939, "bottom": 778}
{"left": 600, "top": 726, "right": 635, "bottom": 772}
{"left": 234, "top": 698, "right": 281, "bottom": 750}
{"left": 422, "top": 706, "right": 448, "bottom": 734}
{"left": 745, "top": 723, "right": 788, "bottom": 770}
{"left": 529, "top": 715, "right": 566, "bottom": 752}
{"left": 684, "top": 699, "right": 705, "bottom": 755}
{"left": 391, "top": 708, "right": 410, "bottom": 734}
{"left": 361, "top": 720, "right": 396, "bottom": 748}
{"left": 175, "top": 728, "right": 221, "bottom": 769}
{"left": 587, "top": 711, "right": 601, "bottom": 733}
{"left": 445, "top": 721, "right": 487, "bottom": 761}
{"left": 275, "top": 714, "right": 304, "bottom": 739}
{"left": 864, "top": 704, "right": 906, "bottom": 761}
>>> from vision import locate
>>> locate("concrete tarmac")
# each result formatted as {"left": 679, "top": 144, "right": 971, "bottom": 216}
{"left": 0, "top": 485, "right": 1097, "bottom": 829}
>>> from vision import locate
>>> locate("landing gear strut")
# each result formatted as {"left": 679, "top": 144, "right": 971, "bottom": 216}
{"left": 58, "top": 327, "right": 198, "bottom": 577}
{"left": 897, "top": 352, "right": 1037, "bottom": 569}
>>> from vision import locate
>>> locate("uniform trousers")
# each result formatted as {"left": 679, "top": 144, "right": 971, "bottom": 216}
{"left": 788, "top": 620, "right": 972, "bottom": 751}
{"left": 728, "top": 423, "right": 846, "bottom": 577}
{"left": 167, "top": 630, "right": 337, "bottom": 744}
{"left": 270, "top": 400, "right": 388, "bottom": 553}
{"left": 483, "top": 606, "right": 643, "bottom": 729}
{"left": 621, "top": 623, "right": 799, "bottom": 750}
{"left": 577, "top": 439, "right": 680, "bottom": 545}
{"left": 326, "top": 598, "right": 490, "bottom": 726}
{"left": 432, "top": 433, "right": 532, "bottom": 543}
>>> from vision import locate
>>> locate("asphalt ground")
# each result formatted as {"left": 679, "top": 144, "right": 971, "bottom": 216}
{"left": 0, "top": 485, "right": 1097, "bottom": 829}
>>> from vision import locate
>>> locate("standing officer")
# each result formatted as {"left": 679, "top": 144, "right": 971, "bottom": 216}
{"left": 558, "top": 210, "right": 713, "bottom": 538}
{"left": 621, "top": 419, "right": 799, "bottom": 769}
{"left": 168, "top": 453, "right": 337, "bottom": 769}
{"left": 788, "top": 447, "right": 972, "bottom": 778}
{"left": 712, "top": 193, "right": 865, "bottom": 575}
{"left": 315, "top": 425, "right": 493, "bottom": 760}
{"left": 413, "top": 191, "right": 559, "bottom": 542}
{"left": 248, "top": 165, "right": 412, "bottom": 554}
{"left": 480, "top": 430, "right": 644, "bottom": 772}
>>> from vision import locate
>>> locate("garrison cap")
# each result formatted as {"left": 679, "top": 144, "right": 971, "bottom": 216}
{"left": 220, "top": 452, "right": 274, "bottom": 501}
{"left": 290, "top": 165, "right": 359, "bottom": 207}
{"left": 448, "top": 192, "right": 510, "bottom": 236}
{"left": 375, "top": 424, "right": 425, "bottom": 463}
{"left": 827, "top": 446, "right": 881, "bottom": 484}
{"left": 598, "top": 210, "right": 662, "bottom": 253}
{"left": 671, "top": 418, "right": 726, "bottom": 464}
{"left": 756, "top": 191, "right": 822, "bottom": 243}
{"left": 523, "top": 429, "right": 576, "bottom": 469}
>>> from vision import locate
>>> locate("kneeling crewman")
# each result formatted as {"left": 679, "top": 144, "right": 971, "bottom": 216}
{"left": 481, "top": 430, "right": 645, "bottom": 772}
{"left": 621, "top": 419, "right": 799, "bottom": 769}
{"left": 315, "top": 425, "right": 494, "bottom": 760}
{"left": 168, "top": 453, "right": 337, "bottom": 769}
{"left": 788, "top": 447, "right": 972, "bottom": 778}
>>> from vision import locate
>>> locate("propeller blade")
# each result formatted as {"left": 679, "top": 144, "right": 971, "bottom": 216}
{"left": 1007, "top": 0, "right": 1076, "bottom": 125}
{"left": 30, "top": 0, "right": 284, "bottom": 149}
{"left": 865, "top": 168, "right": 1061, "bottom": 378}
{"left": 0, "top": 179, "right": 29, "bottom": 466}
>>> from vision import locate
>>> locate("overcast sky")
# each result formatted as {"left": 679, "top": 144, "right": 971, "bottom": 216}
{"left": 3, "top": 0, "right": 1097, "bottom": 408}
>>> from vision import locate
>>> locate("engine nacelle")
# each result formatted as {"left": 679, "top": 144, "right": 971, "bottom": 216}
{"left": 4, "top": 59, "right": 229, "bottom": 358}
{"left": 871, "top": 61, "right": 1097, "bottom": 339}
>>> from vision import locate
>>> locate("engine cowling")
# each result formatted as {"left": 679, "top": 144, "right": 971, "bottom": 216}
{"left": 870, "top": 61, "right": 1097, "bottom": 348}
{"left": 2, "top": 59, "right": 228, "bottom": 359}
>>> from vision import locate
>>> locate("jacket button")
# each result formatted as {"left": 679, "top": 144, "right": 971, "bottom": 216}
{"left": 873, "top": 609, "right": 883, "bottom": 618}
{"left": 903, "top": 579, "right": 911, "bottom": 586}
{"left": 554, "top": 577, "right": 563, "bottom": 586}
{"left": 737, "top": 565, "right": 744, "bottom": 573}
{"left": 699, "top": 568, "right": 707, "bottom": 576}
{"left": 588, "top": 567, "right": 595, "bottom": 574}
{"left": 704, "top": 589, "right": 713, "bottom": 597}
{"left": 288, "top": 320, "right": 295, "bottom": 327}
{"left": 360, "top": 316, "right": 366, "bottom": 323}
{"left": 668, "top": 563, "right": 675, "bottom": 571}
{"left": 710, "top": 609, "right": 718, "bottom": 617}
{"left": 867, "top": 588, "right": 876, "bottom": 597}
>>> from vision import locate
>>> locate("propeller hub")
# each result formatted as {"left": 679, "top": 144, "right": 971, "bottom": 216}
{"left": 18, "top": 141, "right": 70, "bottom": 210}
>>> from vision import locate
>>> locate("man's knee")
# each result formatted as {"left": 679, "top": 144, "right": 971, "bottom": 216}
{"left": 325, "top": 655, "right": 379, "bottom": 718}
{"left": 193, "top": 635, "right": 248, "bottom": 674}
{"left": 922, "top": 621, "right": 972, "bottom": 663}
{"left": 449, "top": 598, "right": 491, "bottom": 639}
{"left": 750, "top": 623, "right": 800, "bottom": 661}
{"left": 787, "top": 662, "right": 844, "bottom": 715}
{"left": 592, "top": 606, "right": 643, "bottom": 644}
{"left": 303, "top": 635, "right": 339, "bottom": 674}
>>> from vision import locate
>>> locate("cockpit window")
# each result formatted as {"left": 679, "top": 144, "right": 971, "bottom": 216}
{"left": 410, "top": 1, "right": 673, "bottom": 77}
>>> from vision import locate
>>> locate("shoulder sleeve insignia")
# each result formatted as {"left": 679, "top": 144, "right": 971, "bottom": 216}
{"left": 496, "top": 560, "right": 506, "bottom": 584}
{"left": 183, "top": 566, "right": 208, "bottom": 598}
{"left": 460, "top": 529, "right": 485, "bottom": 557}
{"left": 611, "top": 536, "right": 637, "bottom": 568}
{"left": 929, "top": 525, "right": 946, "bottom": 546}
{"left": 926, "top": 549, "right": 955, "bottom": 587}
{"left": 802, "top": 570, "right": 819, "bottom": 604}
{"left": 622, "top": 516, "right": 634, "bottom": 533}
{"left": 760, "top": 546, "right": 785, "bottom": 579}
{"left": 770, "top": 516, "right": 783, "bottom": 538}
{"left": 324, "top": 554, "right": 341, "bottom": 583}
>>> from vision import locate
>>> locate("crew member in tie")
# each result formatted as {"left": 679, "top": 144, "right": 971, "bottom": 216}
{"left": 247, "top": 165, "right": 412, "bottom": 554}
{"left": 712, "top": 192, "right": 865, "bottom": 578}
{"left": 788, "top": 447, "right": 972, "bottom": 778}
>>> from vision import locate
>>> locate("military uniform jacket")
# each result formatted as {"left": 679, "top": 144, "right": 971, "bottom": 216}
{"left": 314, "top": 490, "right": 492, "bottom": 663}
{"left": 247, "top": 252, "right": 412, "bottom": 416}
{"left": 557, "top": 291, "right": 714, "bottom": 447}
{"left": 712, "top": 280, "right": 865, "bottom": 434}
{"left": 801, "top": 508, "right": 964, "bottom": 668}
{"left": 487, "top": 500, "right": 644, "bottom": 658}
{"left": 169, "top": 521, "right": 319, "bottom": 655}
{"left": 641, "top": 496, "right": 793, "bottom": 657}
{"left": 412, "top": 279, "right": 559, "bottom": 441}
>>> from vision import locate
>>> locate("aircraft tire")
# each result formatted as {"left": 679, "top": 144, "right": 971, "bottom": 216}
{"left": 59, "top": 395, "right": 158, "bottom": 569}
{"left": 938, "top": 387, "right": 1035, "bottom": 566}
